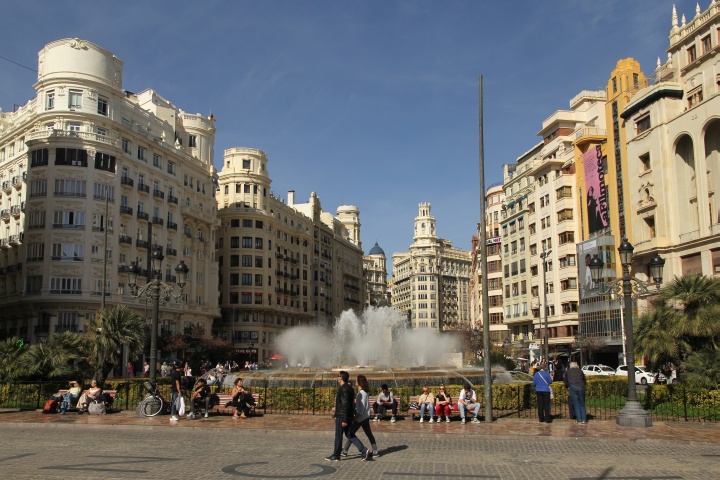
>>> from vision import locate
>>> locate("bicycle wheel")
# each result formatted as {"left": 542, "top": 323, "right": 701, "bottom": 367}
{"left": 139, "top": 395, "right": 164, "bottom": 417}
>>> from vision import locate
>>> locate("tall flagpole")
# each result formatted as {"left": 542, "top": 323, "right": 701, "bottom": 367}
{"left": 479, "top": 75, "right": 493, "bottom": 422}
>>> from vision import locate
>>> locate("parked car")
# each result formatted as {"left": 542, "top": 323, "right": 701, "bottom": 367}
{"left": 615, "top": 365, "right": 657, "bottom": 384}
{"left": 581, "top": 364, "right": 616, "bottom": 376}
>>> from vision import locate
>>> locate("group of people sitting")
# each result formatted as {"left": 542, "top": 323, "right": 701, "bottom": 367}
{"left": 54, "top": 379, "right": 105, "bottom": 415}
{"left": 182, "top": 376, "right": 255, "bottom": 420}
{"left": 415, "top": 383, "right": 482, "bottom": 424}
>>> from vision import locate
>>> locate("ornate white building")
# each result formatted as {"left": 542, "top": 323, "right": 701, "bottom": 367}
{"left": 214, "top": 147, "right": 366, "bottom": 362}
{"left": 364, "top": 242, "right": 389, "bottom": 307}
{"left": 392, "top": 203, "right": 471, "bottom": 331}
{"left": 0, "top": 39, "right": 220, "bottom": 343}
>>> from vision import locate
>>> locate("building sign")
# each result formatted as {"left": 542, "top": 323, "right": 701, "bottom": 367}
{"left": 486, "top": 237, "right": 501, "bottom": 245}
{"left": 583, "top": 145, "right": 610, "bottom": 234}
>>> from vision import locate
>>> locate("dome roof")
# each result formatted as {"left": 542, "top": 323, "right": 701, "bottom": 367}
{"left": 368, "top": 242, "right": 385, "bottom": 256}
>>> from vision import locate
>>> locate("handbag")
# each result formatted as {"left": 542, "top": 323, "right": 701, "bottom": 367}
{"left": 176, "top": 396, "right": 186, "bottom": 416}
{"left": 540, "top": 372, "right": 554, "bottom": 399}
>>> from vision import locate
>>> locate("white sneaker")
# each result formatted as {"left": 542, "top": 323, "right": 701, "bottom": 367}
{"left": 186, "top": 413, "right": 194, "bottom": 419}
{"left": 373, "top": 416, "right": 379, "bottom": 422}
{"left": 446, "top": 418, "right": 450, "bottom": 423}
{"left": 170, "top": 416, "right": 179, "bottom": 422}
{"left": 390, "top": 416, "right": 396, "bottom": 423}
{"left": 204, "top": 412, "right": 209, "bottom": 418}
{"left": 472, "top": 417, "right": 480, "bottom": 423}
{"left": 461, "top": 418, "right": 466, "bottom": 424}
{"left": 429, "top": 418, "right": 434, "bottom": 423}
{"left": 419, "top": 418, "right": 424, "bottom": 423}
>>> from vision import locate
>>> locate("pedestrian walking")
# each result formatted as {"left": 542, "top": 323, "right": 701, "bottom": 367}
{"left": 532, "top": 364, "right": 553, "bottom": 423}
{"left": 564, "top": 362, "right": 587, "bottom": 424}
{"left": 325, "top": 371, "right": 366, "bottom": 462}
{"left": 169, "top": 362, "right": 183, "bottom": 422}
{"left": 342, "top": 374, "right": 377, "bottom": 460}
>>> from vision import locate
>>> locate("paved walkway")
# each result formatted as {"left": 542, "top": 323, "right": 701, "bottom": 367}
{"left": 0, "top": 410, "right": 717, "bottom": 479}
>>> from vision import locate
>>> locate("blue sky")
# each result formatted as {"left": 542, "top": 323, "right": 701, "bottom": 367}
{"left": 1, "top": 0, "right": 685, "bottom": 272}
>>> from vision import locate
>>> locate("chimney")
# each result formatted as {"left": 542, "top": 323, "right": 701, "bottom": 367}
{"left": 287, "top": 190, "right": 295, "bottom": 206}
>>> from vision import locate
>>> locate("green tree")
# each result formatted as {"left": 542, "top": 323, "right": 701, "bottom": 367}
{"left": 0, "top": 337, "right": 26, "bottom": 382}
{"left": 18, "top": 332, "right": 91, "bottom": 380}
{"left": 87, "top": 305, "right": 146, "bottom": 384}
{"left": 635, "top": 274, "right": 720, "bottom": 384}
{"left": 683, "top": 349, "right": 720, "bottom": 389}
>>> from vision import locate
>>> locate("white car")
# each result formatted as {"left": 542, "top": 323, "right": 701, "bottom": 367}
{"left": 615, "top": 365, "right": 657, "bottom": 385}
{"left": 581, "top": 365, "right": 616, "bottom": 376}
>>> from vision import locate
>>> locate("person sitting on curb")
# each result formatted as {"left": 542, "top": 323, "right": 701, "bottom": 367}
{"left": 372, "top": 384, "right": 398, "bottom": 422}
{"left": 458, "top": 383, "right": 481, "bottom": 424}
{"left": 417, "top": 384, "right": 435, "bottom": 423}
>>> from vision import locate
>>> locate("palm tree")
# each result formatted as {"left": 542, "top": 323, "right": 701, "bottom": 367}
{"left": 0, "top": 337, "right": 26, "bottom": 382}
{"left": 19, "top": 332, "right": 91, "bottom": 380}
{"left": 683, "top": 349, "right": 720, "bottom": 389}
{"left": 634, "top": 306, "right": 688, "bottom": 369}
{"left": 87, "top": 305, "right": 146, "bottom": 383}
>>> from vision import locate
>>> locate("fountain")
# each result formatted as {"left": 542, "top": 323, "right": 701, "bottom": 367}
{"left": 202, "top": 307, "right": 527, "bottom": 392}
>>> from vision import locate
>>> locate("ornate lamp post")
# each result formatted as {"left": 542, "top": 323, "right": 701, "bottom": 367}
{"left": 471, "top": 327, "right": 480, "bottom": 364}
{"left": 588, "top": 238, "right": 664, "bottom": 427}
{"left": 126, "top": 248, "right": 189, "bottom": 382}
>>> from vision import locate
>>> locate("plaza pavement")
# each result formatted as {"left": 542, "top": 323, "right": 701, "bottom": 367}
{"left": 0, "top": 409, "right": 717, "bottom": 479}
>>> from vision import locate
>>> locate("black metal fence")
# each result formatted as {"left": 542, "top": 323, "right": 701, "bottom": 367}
{"left": 1, "top": 380, "right": 716, "bottom": 422}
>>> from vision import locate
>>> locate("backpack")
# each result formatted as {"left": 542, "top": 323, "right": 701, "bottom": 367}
{"left": 43, "top": 399, "right": 58, "bottom": 413}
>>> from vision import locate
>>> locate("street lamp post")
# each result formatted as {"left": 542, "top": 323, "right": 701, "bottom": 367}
{"left": 472, "top": 328, "right": 480, "bottom": 364}
{"left": 126, "top": 248, "right": 189, "bottom": 382}
{"left": 588, "top": 238, "right": 665, "bottom": 428}
{"left": 540, "top": 248, "right": 551, "bottom": 364}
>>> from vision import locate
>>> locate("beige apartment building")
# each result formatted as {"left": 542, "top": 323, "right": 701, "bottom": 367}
{"left": 214, "top": 147, "right": 365, "bottom": 362}
{"left": 470, "top": 184, "right": 506, "bottom": 345}
{"left": 622, "top": 3, "right": 720, "bottom": 282}
{"left": 0, "top": 39, "right": 220, "bottom": 343}
{"left": 392, "top": 203, "right": 471, "bottom": 331}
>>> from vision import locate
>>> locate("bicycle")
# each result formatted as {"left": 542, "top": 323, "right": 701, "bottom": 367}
{"left": 138, "top": 380, "right": 166, "bottom": 417}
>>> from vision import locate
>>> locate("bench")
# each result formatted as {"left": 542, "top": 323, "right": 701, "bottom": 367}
{"left": 369, "top": 395, "right": 400, "bottom": 420}
{"left": 407, "top": 395, "right": 470, "bottom": 421}
{"left": 209, "top": 392, "right": 260, "bottom": 416}
{"left": 55, "top": 389, "right": 117, "bottom": 413}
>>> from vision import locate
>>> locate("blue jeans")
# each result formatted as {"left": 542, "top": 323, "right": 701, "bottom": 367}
{"left": 569, "top": 385, "right": 587, "bottom": 422}
{"left": 171, "top": 391, "right": 180, "bottom": 416}
{"left": 334, "top": 417, "right": 363, "bottom": 457}
{"left": 61, "top": 393, "right": 77, "bottom": 412}
{"left": 459, "top": 402, "right": 480, "bottom": 418}
{"left": 419, "top": 402, "right": 434, "bottom": 419}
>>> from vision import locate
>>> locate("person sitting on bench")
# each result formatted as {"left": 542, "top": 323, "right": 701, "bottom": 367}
{"left": 188, "top": 378, "right": 210, "bottom": 419}
{"left": 76, "top": 380, "right": 103, "bottom": 414}
{"left": 60, "top": 381, "right": 81, "bottom": 414}
{"left": 372, "top": 384, "right": 398, "bottom": 422}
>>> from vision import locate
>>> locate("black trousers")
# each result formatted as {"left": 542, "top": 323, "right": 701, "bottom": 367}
{"left": 233, "top": 395, "right": 251, "bottom": 416}
{"left": 190, "top": 396, "right": 210, "bottom": 414}
{"left": 536, "top": 391, "right": 551, "bottom": 422}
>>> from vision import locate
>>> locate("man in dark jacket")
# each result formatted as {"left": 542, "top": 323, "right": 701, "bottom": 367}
{"left": 326, "top": 370, "right": 364, "bottom": 461}
{"left": 564, "top": 362, "right": 587, "bottom": 424}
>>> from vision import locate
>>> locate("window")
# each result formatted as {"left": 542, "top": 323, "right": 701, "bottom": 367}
{"left": 54, "top": 179, "right": 86, "bottom": 197}
{"left": 560, "top": 278, "right": 577, "bottom": 291}
{"left": 153, "top": 154, "right": 161, "bottom": 168}
{"left": 636, "top": 115, "right": 650, "bottom": 134}
{"left": 188, "top": 135, "right": 197, "bottom": 148}
{"left": 243, "top": 159, "right": 251, "bottom": 169}
{"left": 230, "top": 236, "right": 240, "bottom": 248}
{"left": 612, "top": 77, "right": 617, "bottom": 93}
{"left": 137, "top": 146, "right": 146, "bottom": 162}
{"left": 688, "top": 45, "right": 697, "bottom": 63}
{"left": 68, "top": 123, "right": 81, "bottom": 132}
{"left": 702, "top": 35, "right": 712, "bottom": 55}
{"left": 528, "top": 202, "right": 535, "bottom": 213}
{"left": 242, "top": 237, "right": 252, "bottom": 248}
{"left": 68, "top": 90, "right": 82, "bottom": 109}
{"left": 122, "top": 138, "right": 130, "bottom": 154}
{"left": 640, "top": 153, "right": 651, "bottom": 172}
{"left": 46, "top": 90, "right": 55, "bottom": 110}
{"left": 97, "top": 96, "right": 108, "bottom": 116}
{"left": 94, "top": 152, "right": 116, "bottom": 172}
{"left": 242, "top": 273, "right": 252, "bottom": 285}
{"left": 55, "top": 148, "right": 88, "bottom": 166}
{"left": 557, "top": 209, "right": 573, "bottom": 222}
{"left": 243, "top": 219, "right": 252, "bottom": 227}
{"left": 529, "top": 223, "right": 536, "bottom": 235}
{"left": 242, "top": 255, "right": 252, "bottom": 267}
{"left": 30, "top": 149, "right": 49, "bottom": 167}
{"left": 687, "top": 88, "right": 703, "bottom": 108}
{"left": 556, "top": 186, "right": 572, "bottom": 200}
{"left": 50, "top": 278, "right": 82, "bottom": 295}
{"left": 644, "top": 216, "right": 656, "bottom": 239}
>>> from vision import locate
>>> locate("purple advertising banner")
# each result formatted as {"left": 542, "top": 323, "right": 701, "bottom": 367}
{"left": 583, "top": 145, "right": 609, "bottom": 234}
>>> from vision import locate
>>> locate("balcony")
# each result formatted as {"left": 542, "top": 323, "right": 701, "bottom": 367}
{"left": 165, "top": 274, "right": 176, "bottom": 283}
{"left": 52, "top": 223, "right": 85, "bottom": 230}
{"left": 0, "top": 210, "right": 9, "bottom": 220}
{"left": 152, "top": 217, "right": 164, "bottom": 226}
{"left": 120, "top": 176, "right": 134, "bottom": 187}
{"left": 166, "top": 247, "right": 177, "bottom": 256}
{"left": 12, "top": 176, "right": 22, "bottom": 189}
{"left": 2, "top": 181, "right": 11, "bottom": 193}
{"left": 136, "top": 211, "right": 149, "bottom": 221}
{"left": 167, "top": 195, "right": 178, "bottom": 205}
{"left": 0, "top": 239, "right": 8, "bottom": 249}
{"left": 120, "top": 206, "right": 133, "bottom": 216}
{"left": 9, "top": 234, "right": 21, "bottom": 246}
{"left": 138, "top": 183, "right": 150, "bottom": 194}
{"left": 119, "top": 234, "right": 132, "bottom": 245}
{"left": 10, "top": 205, "right": 21, "bottom": 217}
{"left": 153, "top": 190, "right": 165, "bottom": 200}
{"left": 136, "top": 239, "right": 149, "bottom": 249}
{"left": 167, "top": 221, "right": 177, "bottom": 231}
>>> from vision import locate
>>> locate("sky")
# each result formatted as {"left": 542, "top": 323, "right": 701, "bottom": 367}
{"left": 0, "top": 0, "right": 688, "bottom": 272}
